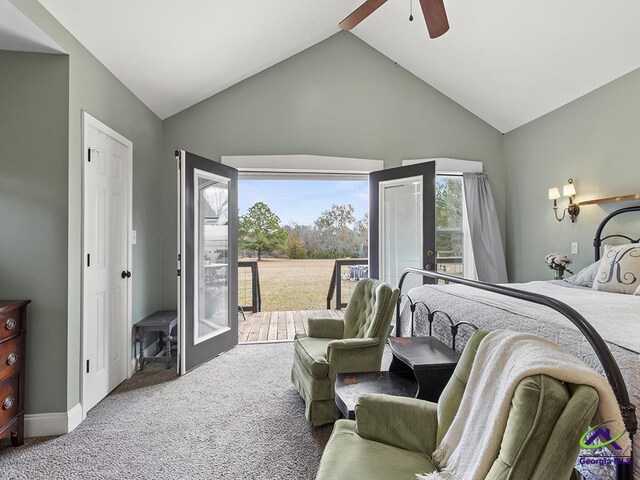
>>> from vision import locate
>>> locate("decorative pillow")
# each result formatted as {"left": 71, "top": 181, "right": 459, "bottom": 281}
{"left": 593, "top": 244, "right": 640, "bottom": 294}
{"left": 565, "top": 261, "right": 601, "bottom": 288}
{"left": 636, "top": 285, "right": 640, "bottom": 296}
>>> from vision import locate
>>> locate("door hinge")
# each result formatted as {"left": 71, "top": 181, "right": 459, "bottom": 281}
{"left": 87, "top": 148, "right": 91, "bottom": 162}
{"left": 87, "top": 253, "right": 90, "bottom": 267}
{"left": 177, "top": 269, "right": 181, "bottom": 277}
{"left": 86, "top": 359, "right": 90, "bottom": 373}
{"left": 178, "top": 253, "right": 181, "bottom": 262}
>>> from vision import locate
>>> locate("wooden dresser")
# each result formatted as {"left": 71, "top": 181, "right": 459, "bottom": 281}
{"left": 0, "top": 300, "right": 29, "bottom": 447}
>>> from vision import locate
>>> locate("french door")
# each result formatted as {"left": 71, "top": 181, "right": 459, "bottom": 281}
{"left": 369, "top": 162, "right": 436, "bottom": 293}
{"left": 177, "top": 150, "right": 238, "bottom": 374}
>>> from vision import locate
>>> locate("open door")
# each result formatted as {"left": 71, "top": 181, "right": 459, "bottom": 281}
{"left": 177, "top": 150, "right": 238, "bottom": 374}
{"left": 369, "top": 162, "right": 436, "bottom": 292}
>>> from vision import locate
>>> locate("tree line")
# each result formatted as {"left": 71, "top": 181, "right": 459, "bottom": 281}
{"left": 238, "top": 202, "right": 367, "bottom": 260}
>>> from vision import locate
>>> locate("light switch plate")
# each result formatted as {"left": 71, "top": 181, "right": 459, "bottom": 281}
{"left": 571, "top": 242, "right": 579, "bottom": 255}
{"left": 132, "top": 230, "right": 137, "bottom": 245}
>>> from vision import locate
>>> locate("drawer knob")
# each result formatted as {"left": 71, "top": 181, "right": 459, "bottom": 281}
{"left": 2, "top": 395, "right": 14, "bottom": 410}
{"left": 6, "top": 352, "right": 17, "bottom": 366}
{"left": 4, "top": 317, "right": 16, "bottom": 331}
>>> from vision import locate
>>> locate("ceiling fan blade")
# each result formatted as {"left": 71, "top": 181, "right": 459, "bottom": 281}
{"left": 339, "top": 0, "right": 388, "bottom": 30}
{"left": 418, "top": 0, "right": 450, "bottom": 38}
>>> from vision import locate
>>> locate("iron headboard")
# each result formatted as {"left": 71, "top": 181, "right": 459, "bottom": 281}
{"left": 594, "top": 205, "right": 640, "bottom": 261}
{"left": 396, "top": 268, "right": 637, "bottom": 480}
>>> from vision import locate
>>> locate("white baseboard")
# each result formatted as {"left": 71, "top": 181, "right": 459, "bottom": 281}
{"left": 24, "top": 403, "right": 83, "bottom": 437}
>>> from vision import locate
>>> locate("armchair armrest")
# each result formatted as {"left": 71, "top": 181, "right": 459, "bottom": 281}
{"left": 328, "top": 337, "right": 380, "bottom": 350}
{"left": 327, "top": 337, "right": 381, "bottom": 373}
{"left": 307, "top": 318, "right": 344, "bottom": 339}
{"left": 355, "top": 393, "right": 439, "bottom": 454}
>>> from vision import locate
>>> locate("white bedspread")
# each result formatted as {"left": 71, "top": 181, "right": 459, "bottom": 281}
{"left": 431, "top": 281, "right": 640, "bottom": 354}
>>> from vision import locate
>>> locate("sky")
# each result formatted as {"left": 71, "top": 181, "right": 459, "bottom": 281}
{"left": 238, "top": 179, "right": 369, "bottom": 226}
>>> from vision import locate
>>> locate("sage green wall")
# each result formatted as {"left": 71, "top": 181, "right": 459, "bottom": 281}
{"left": 8, "top": 1, "right": 164, "bottom": 414}
{"left": 504, "top": 67, "right": 640, "bottom": 282}
{"left": 0, "top": 50, "right": 69, "bottom": 414}
{"left": 161, "top": 32, "right": 505, "bottom": 307}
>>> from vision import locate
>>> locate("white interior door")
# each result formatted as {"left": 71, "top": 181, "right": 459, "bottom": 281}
{"left": 82, "top": 112, "right": 132, "bottom": 414}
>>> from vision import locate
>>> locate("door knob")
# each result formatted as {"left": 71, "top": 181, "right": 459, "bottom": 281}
{"left": 121, "top": 271, "right": 132, "bottom": 279}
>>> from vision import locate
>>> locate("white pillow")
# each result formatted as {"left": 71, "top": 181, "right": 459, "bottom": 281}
{"left": 565, "top": 261, "right": 601, "bottom": 288}
{"left": 593, "top": 244, "right": 640, "bottom": 294}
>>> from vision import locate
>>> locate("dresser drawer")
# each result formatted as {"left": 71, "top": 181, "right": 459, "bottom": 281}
{"left": 0, "top": 310, "right": 20, "bottom": 342}
{"left": 0, "top": 337, "right": 20, "bottom": 382}
{"left": 0, "top": 376, "right": 19, "bottom": 427}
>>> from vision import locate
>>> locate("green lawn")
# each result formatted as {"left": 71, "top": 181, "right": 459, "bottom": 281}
{"left": 238, "top": 258, "right": 361, "bottom": 312}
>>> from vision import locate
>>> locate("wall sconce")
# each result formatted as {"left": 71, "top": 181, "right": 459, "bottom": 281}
{"left": 548, "top": 178, "right": 580, "bottom": 223}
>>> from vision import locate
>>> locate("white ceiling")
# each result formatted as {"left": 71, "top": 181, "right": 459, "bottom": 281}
{"left": 37, "top": 0, "right": 640, "bottom": 132}
{"left": 37, "top": 0, "right": 360, "bottom": 120}
{"left": 0, "top": 0, "right": 64, "bottom": 54}
{"left": 353, "top": 0, "right": 640, "bottom": 132}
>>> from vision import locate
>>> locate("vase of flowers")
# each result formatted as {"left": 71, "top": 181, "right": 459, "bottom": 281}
{"left": 545, "top": 253, "right": 574, "bottom": 280}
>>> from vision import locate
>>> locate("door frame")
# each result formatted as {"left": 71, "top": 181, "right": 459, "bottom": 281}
{"left": 81, "top": 111, "right": 134, "bottom": 419}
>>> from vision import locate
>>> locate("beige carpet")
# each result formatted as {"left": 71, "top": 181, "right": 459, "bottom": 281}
{"left": 0, "top": 343, "right": 341, "bottom": 479}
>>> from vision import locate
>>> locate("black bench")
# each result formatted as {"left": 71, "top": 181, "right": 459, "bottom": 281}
{"left": 134, "top": 310, "right": 177, "bottom": 370}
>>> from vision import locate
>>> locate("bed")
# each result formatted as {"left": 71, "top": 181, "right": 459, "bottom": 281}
{"left": 397, "top": 205, "right": 639, "bottom": 480}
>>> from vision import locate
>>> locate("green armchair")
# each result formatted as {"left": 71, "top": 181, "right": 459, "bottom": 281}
{"left": 291, "top": 278, "right": 400, "bottom": 426}
{"left": 316, "top": 330, "right": 600, "bottom": 480}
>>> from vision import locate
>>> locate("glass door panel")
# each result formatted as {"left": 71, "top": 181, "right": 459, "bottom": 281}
{"left": 194, "top": 170, "right": 230, "bottom": 344}
{"left": 380, "top": 176, "right": 423, "bottom": 291}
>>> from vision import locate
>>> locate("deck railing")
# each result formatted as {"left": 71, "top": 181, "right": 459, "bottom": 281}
{"left": 326, "top": 259, "right": 369, "bottom": 309}
{"left": 325, "top": 257, "right": 464, "bottom": 309}
{"left": 238, "top": 260, "right": 261, "bottom": 313}
{"left": 435, "top": 256, "right": 463, "bottom": 279}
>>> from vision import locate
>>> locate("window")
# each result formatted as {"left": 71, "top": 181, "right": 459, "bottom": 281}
{"left": 436, "top": 175, "right": 464, "bottom": 277}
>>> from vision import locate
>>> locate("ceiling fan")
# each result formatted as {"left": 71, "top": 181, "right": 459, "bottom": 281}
{"left": 339, "top": 0, "right": 450, "bottom": 39}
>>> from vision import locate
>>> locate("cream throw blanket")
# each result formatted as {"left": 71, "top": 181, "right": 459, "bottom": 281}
{"left": 418, "top": 330, "right": 631, "bottom": 480}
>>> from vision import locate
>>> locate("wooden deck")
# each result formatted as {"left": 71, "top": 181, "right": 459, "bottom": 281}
{"left": 238, "top": 310, "right": 344, "bottom": 343}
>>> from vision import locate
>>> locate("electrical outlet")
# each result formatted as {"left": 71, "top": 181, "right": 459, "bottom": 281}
{"left": 571, "top": 242, "right": 579, "bottom": 255}
{"left": 132, "top": 230, "right": 137, "bottom": 245}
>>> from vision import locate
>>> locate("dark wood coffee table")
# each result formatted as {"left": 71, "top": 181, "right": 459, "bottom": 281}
{"left": 388, "top": 336, "right": 460, "bottom": 402}
{"left": 335, "top": 371, "right": 418, "bottom": 420}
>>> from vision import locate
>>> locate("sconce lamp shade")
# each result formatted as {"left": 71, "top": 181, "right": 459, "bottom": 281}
{"left": 563, "top": 183, "right": 576, "bottom": 197}
{"left": 548, "top": 187, "right": 561, "bottom": 200}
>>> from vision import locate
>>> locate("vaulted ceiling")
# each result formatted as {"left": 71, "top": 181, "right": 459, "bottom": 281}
{"left": 0, "top": 0, "right": 63, "bottom": 54}
{"left": 37, "top": 0, "right": 640, "bottom": 132}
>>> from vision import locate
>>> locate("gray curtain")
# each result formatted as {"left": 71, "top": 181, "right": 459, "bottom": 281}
{"left": 463, "top": 172, "right": 508, "bottom": 283}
